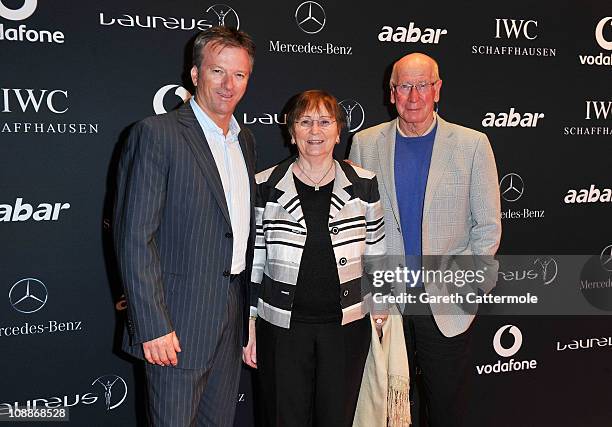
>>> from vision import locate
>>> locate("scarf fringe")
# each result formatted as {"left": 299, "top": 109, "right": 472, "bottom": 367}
{"left": 387, "top": 374, "right": 410, "bottom": 426}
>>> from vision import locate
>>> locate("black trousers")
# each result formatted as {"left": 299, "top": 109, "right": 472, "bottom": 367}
{"left": 256, "top": 316, "right": 371, "bottom": 427}
{"left": 403, "top": 314, "right": 475, "bottom": 427}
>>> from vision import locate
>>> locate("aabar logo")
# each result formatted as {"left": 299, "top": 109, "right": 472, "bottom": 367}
{"left": 378, "top": 23, "right": 447, "bottom": 44}
{"left": 0, "top": 198, "right": 71, "bottom": 222}
{"left": 564, "top": 185, "right": 611, "bottom": 204}
{"left": 482, "top": 108, "right": 544, "bottom": 127}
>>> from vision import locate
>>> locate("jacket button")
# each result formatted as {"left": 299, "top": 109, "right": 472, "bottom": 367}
{"left": 339, "top": 257, "right": 347, "bottom": 266}
{"left": 225, "top": 232, "right": 233, "bottom": 238}
{"left": 223, "top": 270, "right": 230, "bottom": 277}
{"left": 331, "top": 227, "right": 339, "bottom": 235}
{"left": 343, "top": 290, "right": 349, "bottom": 297}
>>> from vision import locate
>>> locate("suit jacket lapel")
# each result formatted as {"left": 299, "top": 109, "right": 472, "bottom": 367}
{"left": 423, "top": 116, "right": 456, "bottom": 219}
{"left": 178, "top": 103, "right": 231, "bottom": 225}
{"left": 274, "top": 159, "right": 307, "bottom": 229}
{"left": 238, "top": 128, "right": 256, "bottom": 202}
{"left": 376, "top": 120, "right": 401, "bottom": 228}
{"left": 328, "top": 160, "right": 352, "bottom": 221}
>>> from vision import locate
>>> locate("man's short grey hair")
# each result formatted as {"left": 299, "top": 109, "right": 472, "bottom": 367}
{"left": 192, "top": 26, "right": 256, "bottom": 69}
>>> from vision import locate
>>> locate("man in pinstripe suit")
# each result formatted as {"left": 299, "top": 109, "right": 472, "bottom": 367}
{"left": 114, "top": 27, "right": 257, "bottom": 426}
{"left": 349, "top": 53, "right": 501, "bottom": 426}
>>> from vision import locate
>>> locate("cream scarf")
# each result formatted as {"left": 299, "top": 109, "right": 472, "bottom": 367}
{"left": 353, "top": 306, "right": 411, "bottom": 426}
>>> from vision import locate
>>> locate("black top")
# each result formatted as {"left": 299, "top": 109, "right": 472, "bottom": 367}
{"left": 291, "top": 175, "right": 342, "bottom": 324}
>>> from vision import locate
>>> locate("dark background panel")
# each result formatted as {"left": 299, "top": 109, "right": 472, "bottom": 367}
{"left": 1, "top": 0, "right": 610, "bottom": 425}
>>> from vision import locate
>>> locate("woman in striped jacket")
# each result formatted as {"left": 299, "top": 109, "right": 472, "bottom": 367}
{"left": 242, "top": 90, "right": 387, "bottom": 426}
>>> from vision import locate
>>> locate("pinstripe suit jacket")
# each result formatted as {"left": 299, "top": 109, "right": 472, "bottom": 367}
{"left": 114, "top": 102, "right": 256, "bottom": 369}
{"left": 250, "top": 158, "right": 386, "bottom": 328}
{"left": 349, "top": 116, "right": 501, "bottom": 337}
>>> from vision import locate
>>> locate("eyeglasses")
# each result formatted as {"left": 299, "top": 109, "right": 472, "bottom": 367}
{"left": 392, "top": 81, "right": 438, "bottom": 95}
{"left": 295, "top": 118, "right": 336, "bottom": 129}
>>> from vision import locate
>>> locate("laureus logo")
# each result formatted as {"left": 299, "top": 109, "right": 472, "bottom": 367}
{"left": 91, "top": 375, "right": 128, "bottom": 411}
{"left": 204, "top": 4, "right": 240, "bottom": 29}
{"left": 339, "top": 99, "right": 364, "bottom": 133}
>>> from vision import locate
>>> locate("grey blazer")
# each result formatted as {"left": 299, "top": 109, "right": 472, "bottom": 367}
{"left": 349, "top": 115, "right": 501, "bottom": 337}
{"left": 114, "top": 103, "right": 256, "bottom": 369}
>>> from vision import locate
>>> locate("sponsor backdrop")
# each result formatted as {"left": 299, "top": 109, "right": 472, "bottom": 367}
{"left": 1, "top": 0, "right": 610, "bottom": 425}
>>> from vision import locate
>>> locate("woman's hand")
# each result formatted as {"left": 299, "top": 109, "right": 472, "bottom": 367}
{"left": 372, "top": 313, "right": 388, "bottom": 337}
{"left": 242, "top": 318, "right": 257, "bottom": 368}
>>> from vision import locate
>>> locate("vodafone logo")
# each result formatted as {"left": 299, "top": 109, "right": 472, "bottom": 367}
{"left": 475, "top": 324, "right": 537, "bottom": 375}
{"left": 595, "top": 17, "right": 612, "bottom": 50}
{"left": 153, "top": 84, "right": 191, "bottom": 115}
{"left": 493, "top": 324, "right": 522, "bottom": 357}
{"left": 0, "top": 0, "right": 37, "bottom": 21}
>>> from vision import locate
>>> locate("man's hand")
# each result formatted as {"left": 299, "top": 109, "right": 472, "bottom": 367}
{"left": 142, "top": 331, "right": 181, "bottom": 366}
{"left": 242, "top": 318, "right": 257, "bottom": 368}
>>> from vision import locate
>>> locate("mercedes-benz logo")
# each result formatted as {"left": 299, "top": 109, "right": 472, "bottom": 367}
{"left": 499, "top": 173, "right": 524, "bottom": 202}
{"left": 9, "top": 278, "right": 48, "bottom": 314}
{"left": 295, "top": 1, "right": 326, "bottom": 34}
{"left": 339, "top": 99, "right": 365, "bottom": 133}
{"left": 92, "top": 375, "right": 128, "bottom": 411}
{"left": 153, "top": 84, "right": 191, "bottom": 115}
{"left": 205, "top": 4, "right": 240, "bottom": 29}
{"left": 493, "top": 324, "right": 523, "bottom": 358}
{"left": 600, "top": 244, "right": 612, "bottom": 272}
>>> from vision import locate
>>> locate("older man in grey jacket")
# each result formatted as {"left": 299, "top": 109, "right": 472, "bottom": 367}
{"left": 349, "top": 53, "right": 501, "bottom": 427}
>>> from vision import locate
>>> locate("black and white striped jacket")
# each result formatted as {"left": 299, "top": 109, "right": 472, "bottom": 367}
{"left": 249, "top": 157, "right": 386, "bottom": 328}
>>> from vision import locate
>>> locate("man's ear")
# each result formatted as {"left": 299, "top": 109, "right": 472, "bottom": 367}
{"left": 190, "top": 66, "right": 198, "bottom": 87}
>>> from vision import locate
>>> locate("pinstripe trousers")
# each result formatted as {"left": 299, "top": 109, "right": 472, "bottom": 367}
{"left": 145, "top": 281, "right": 243, "bottom": 427}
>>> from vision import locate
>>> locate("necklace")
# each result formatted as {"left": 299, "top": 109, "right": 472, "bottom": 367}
{"left": 295, "top": 159, "right": 334, "bottom": 191}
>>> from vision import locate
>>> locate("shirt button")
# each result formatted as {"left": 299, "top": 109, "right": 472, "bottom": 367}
{"left": 331, "top": 227, "right": 339, "bottom": 235}
{"left": 225, "top": 232, "right": 233, "bottom": 238}
{"left": 339, "top": 257, "right": 347, "bottom": 266}
{"left": 343, "top": 290, "right": 349, "bottom": 297}
{"left": 223, "top": 270, "right": 230, "bottom": 277}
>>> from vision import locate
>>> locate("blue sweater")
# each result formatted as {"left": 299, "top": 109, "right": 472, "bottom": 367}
{"left": 394, "top": 124, "right": 437, "bottom": 285}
